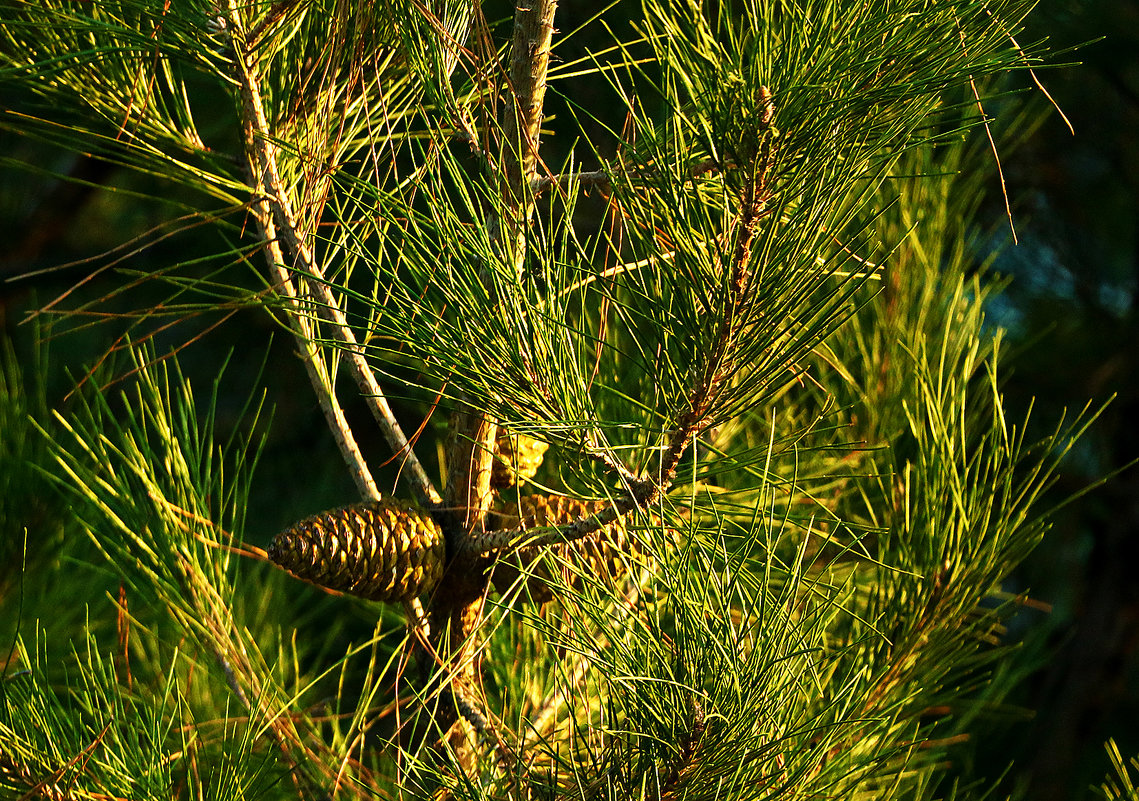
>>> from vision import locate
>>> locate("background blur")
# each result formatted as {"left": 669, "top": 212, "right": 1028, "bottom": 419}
{"left": 979, "top": 1, "right": 1139, "bottom": 797}
{"left": 1, "top": 1, "right": 1136, "bottom": 797}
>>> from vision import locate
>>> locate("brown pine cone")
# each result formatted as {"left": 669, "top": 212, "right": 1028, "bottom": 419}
{"left": 489, "top": 494, "right": 640, "bottom": 603}
{"left": 491, "top": 432, "right": 549, "bottom": 489}
{"left": 268, "top": 499, "right": 445, "bottom": 602}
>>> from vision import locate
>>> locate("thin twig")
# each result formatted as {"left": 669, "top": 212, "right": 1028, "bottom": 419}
{"left": 579, "top": 433, "right": 644, "bottom": 487}
{"left": 294, "top": 244, "right": 442, "bottom": 506}
{"left": 267, "top": 238, "right": 381, "bottom": 501}
{"left": 532, "top": 168, "right": 611, "bottom": 194}
{"left": 967, "top": 74, "right": 1016, "bottom": 243}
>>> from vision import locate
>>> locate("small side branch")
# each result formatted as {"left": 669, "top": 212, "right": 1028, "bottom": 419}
{"left": 955, "top": 15, "right": 1016, "bottom": 244}
{"left": 532, "top": 168, "right": 611, "bottom": 195}
{"left": 471, "top": 123, "right": 774, "bottom": 556}
{"left": 582, "top": 438, "right": 642, "bottom": 488}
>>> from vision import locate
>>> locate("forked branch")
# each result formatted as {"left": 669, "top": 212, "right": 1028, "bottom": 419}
{"left": 225, "top": 1, "right": 441, "bottom": 507}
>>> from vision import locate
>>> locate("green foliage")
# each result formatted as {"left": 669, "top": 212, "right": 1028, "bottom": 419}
{"left": 0, "top": 0, "right": 244, "bottom": 202}
{"left": 0, "top": 336, "right": 48, "bottom": 588}
{"left": 1, "top": 634, "right": 276, "bottom": 801}
{"left": 0, "top": 0, "right": 1109, "bottom": 799}
{"left": 46, "top": 349, "right": 265, "bottom": 641}
{"left": 0, "top": 332, "right": 74, "bottom": 630}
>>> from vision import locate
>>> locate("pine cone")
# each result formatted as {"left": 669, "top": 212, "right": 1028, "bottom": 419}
{"left": 489, "top": 494, "right": 639, "bottom": 603}
{"left": 491, "top": 432, "right": 549, "bottom": 489}
{"left": 268, "top": 499, "right": 445, "bottom": 602}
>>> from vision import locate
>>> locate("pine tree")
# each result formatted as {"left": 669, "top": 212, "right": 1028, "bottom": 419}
{"left": 0, "top": 1, "right": 1112, "bottom": 799}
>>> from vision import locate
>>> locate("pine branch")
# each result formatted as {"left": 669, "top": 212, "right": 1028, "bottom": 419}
{"left": 436, "top": 0, "right": 561, "bottom": 558}
{"left": 499, "top": 0, "right": 559, "bottom": 250}
{"left": 261, "top": 230, "right": 381, "bottom": 502}
{"left": 230, "top": 18, "right": 377, "bottom": 501}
